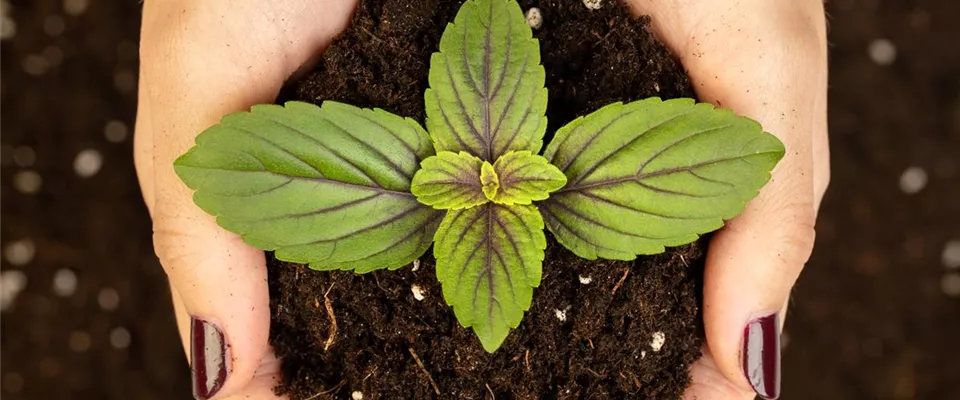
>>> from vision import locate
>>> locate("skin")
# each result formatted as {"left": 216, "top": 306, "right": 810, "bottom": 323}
{"left": 134, "top": 0, "right": 828, "bottom": 399}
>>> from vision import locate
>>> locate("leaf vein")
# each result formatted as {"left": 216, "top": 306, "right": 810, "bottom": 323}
{"left": 248, "top": 116, "right": 382, "bottom": 186}
{"left": 341, "top": 210, "right": 443, "bottom": 265}
{"left": 491, "top": 50, "right": 533, "bottom": 157}
{"left": 569, "top": 190, "right": 702, "bottom": 220}
{"left": 544, "top": 199, "right": 663, "bottom": 240}
{"left": 568, "top": 112, "right": 698, "bottom": 186}
{"left": 346, "top": 108, "right": 420, "bottom": 161}
{"left": 443, "top": 52, "right": 485, "bottom": 151}
{"left": 323, "top": 118, "right": 413, "bottom": 181}
{"left": 480, "top": 0, "right": 494, "bottom": 160}
{"left": 229, "top": 178, "right": 295, "bottom": 198}
{"left": 539, "top": 204, "right": 622, "bottom": 255}
{"left": 634, "top": 181, "right": 716, "bottom": 199}
{"left": 228, "top": 126, "right": 326, "bottom": 177}
{"left": 493, "top": 207, "right": 534, "bottom": 286}
{"left": 634, "top": 124, "right": 734, "bottom": 175}
{"left": 286, "top": 204, "right": 425, "bottom": 247}
{"left": 689, "top": 170, "right": 736, "bottom": 188}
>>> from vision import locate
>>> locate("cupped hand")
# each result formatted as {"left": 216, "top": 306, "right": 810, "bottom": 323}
{"left": 135, "top": 1, "right": 357, "bottom": 399}
{"left": 136, "top": 1, "right": 827, "bottom": 399}
{"left": 627, "top": 0, "right": 830, "bottom": 399}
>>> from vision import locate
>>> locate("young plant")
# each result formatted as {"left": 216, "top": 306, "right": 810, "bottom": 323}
{"left": 174, "top": 0, "right": 784, "bottom": 352}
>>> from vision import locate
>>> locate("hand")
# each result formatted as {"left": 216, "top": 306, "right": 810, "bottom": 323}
{"left": 134, "top": 1, "right": 356, "bottom": 399}
{"left": 136, "top": 1, "right": 826, "bottom": 399}
{"left": 627, "top": 1, "right": 829, "bottom": 398}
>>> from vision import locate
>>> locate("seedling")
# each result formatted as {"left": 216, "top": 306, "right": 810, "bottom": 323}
{"left": 174, "top": 0, "right": 784, "bottom": 352}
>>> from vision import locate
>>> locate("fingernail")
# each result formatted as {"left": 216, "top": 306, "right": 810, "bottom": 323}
{"left": 191, "top": 317, "right": 229, "bottom": 400}
{"left": 742, "top": 313, "right": 781, "bottom": 399}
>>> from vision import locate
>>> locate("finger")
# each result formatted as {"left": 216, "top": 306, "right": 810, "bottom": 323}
{"left": 137, "top": 2, "right": 355, "bottom": 398}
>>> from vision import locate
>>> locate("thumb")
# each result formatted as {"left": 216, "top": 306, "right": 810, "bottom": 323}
{"left": 154, "top": 204, "right": 272, "bottom": 399}
{"left": 700, "top": 174, "right": 816, "bottom": 399}
{"left": 135, "top": 54, "right": 281, "bottom": 400}
{"left": 620, "top": 2, "right": 828, "bottom": 398}
{"left": 137, "top": 37, "right": 284, "bottom": 397}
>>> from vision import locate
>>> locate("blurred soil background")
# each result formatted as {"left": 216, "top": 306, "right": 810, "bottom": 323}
{"left": 1, "top": 0, "right": 957, "bottom": 399}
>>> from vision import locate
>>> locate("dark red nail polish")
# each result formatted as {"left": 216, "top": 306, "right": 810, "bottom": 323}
{"left": 742, "top": 313, "right": 781, "bottom": 399}
{"left": 191, "top": 317, "right": 228, "bottom": 400}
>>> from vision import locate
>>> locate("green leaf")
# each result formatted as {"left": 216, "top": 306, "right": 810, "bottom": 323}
{"left": 411, "top": 151, "right": 488, "bottom": 210}
{"left": 174, "top": 101, "right": 443, "bottom": 273}
{"left": 434, "top": 202, "right": 545, "bottom": 352}
{"left": 541, "top": 98, "right": 785, "bottom": 260}
{"left": 425, "top": 0, "right": 547, "bottom": 161}
{"left": 490, "top": 151, "right": 566, "bottom": 205}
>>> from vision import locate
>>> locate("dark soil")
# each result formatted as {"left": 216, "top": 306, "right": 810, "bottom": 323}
{"left": 269, "top": 0, "right": 703, "bottom": 399}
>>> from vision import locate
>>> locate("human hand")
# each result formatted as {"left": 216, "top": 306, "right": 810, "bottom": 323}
{"left": 134, "top": 1, "right": 356, "bottom": 399}
{"left": 626, "top": 1, "right": 830, "bottom": 399}
{"left": 135, "top": 1, "right": 826, "bottom": 399}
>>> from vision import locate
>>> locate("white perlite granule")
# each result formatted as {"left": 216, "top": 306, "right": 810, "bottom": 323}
{"left": 63, "top": 0, "right": 89, "bottom": 16}
{"left": 53, "top": 269, "right": 77, "bottom": 297}
{"left": 1, "top": 270, "right": 28, "bottom": 311}
{"left": 1, "top": 17, "right": 15, "bottom": 40}
{"left": 0, "top": 1, "right": 16, "bottom": 41}
{"left": 578, "top": 275, "right": 592, "bottom": 284}
{"left": 74, "top": 149, "right": 103, "bottom": 178}
{"left": 104, "top": 120, "right": 128, "bottom": 143}
{"left": 868, "top": 38, "right": 897, "bottom": 66}
{"left": 22, "top": 54, "right": 49, "bottom": 76}
{"left": 899, "top": 166, "right": 927, "bottom": 194}
{"left": 352, "top": 391, "right": 364, "bottom": 400}
{"left": 650, "top": 331, "right": 666, "bottom": 352}
{"left": 941, "top": 240, "right": 960, "bottom": 270}
{"left": 411, "top": 284, "right": 426, "bottom": 301}
{"left": 4, "top": 239, "right": 36, "bottom": 266}
{"left": 13, "top": 170, "right": 42, "bottom": 194}
{"left": 554, "top": 308, "right": 567, "bottom": 322}
{"left": 109, "top": 327, "right": 131, "bottom": 349}
{"left": 582, "top": 0, "right": 602, "bottom": 10}
{"left": 98, "top": 287, "right": 120, "bottom": 310}
{"left": 941, "top": 273, "right": 960, "bottom": 297}
{"left": 525, "top": 7, "right": 542, "bottom": 30}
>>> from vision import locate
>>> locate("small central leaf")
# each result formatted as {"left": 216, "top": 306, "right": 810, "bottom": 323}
{"left": 480, "top": 161, "right": 500, "bottom": 200}
{"left": 411, "top": 151, "right": 488, "bottom": 210}
{"left": 424, "top": 0, "right": 547, "bottom": 161}
{"left": 490, "top": 151, "right": 566, "bottom": 205}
